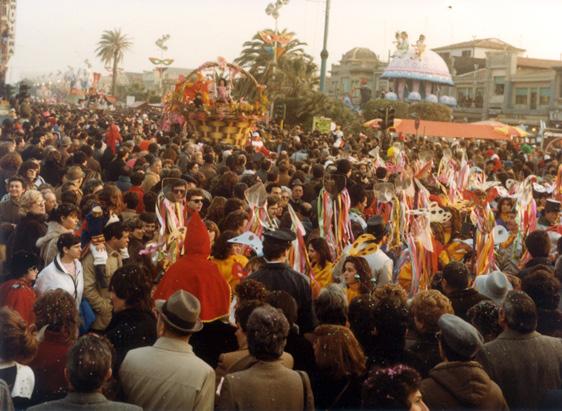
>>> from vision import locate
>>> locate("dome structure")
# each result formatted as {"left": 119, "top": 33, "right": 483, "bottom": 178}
{"left": 341, "top": 47, "right": 378, "bottom": 63}
{"left": 382, "top": 49, "right": 453, "bottom": 85}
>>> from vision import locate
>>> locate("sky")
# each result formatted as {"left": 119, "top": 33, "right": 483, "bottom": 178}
{"left": 8, "top": 0, "right": 562, "bottom": 83}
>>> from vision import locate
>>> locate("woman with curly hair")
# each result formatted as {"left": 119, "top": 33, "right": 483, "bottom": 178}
{"left": 341, "top": 255, "right": 373, "bottom": 303}
{"left": 311, "top": 324, "right": 366, "bottom": 410}
{"left": 0, "top": 307, "right": 39, "bottom": 409}
{"left": 28, "top": 289, "right": 79, "bottom": 404}
{"left": 307, "top": 237, "right": 334, "bottom": 294}
{"left": 407, "top": 290, "right": 454, "bottom": 377}
{"left": 211, "top": 230, "right": 249, "bottom": 290}
{"left": 362, "top": 365, "right": 428, "bottom": 411}
{"left": 105, "top": 265, "right": 157, "bottom": 371}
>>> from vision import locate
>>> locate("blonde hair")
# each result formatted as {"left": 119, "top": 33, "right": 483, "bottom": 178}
{"left": 19, "top": 189, "right": 43, "bottom": 214}
{"left": 410, "top": 290, "right": 454, "bottom": 333}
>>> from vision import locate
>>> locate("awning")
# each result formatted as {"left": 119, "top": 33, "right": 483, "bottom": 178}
{"left": 388, "top": 119, "right": 513, "bottom": 140}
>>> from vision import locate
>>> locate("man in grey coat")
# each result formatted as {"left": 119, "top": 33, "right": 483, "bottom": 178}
{"left": 28, "top": 335, "right": 140, "bottom": 411}
{"left": 477, "top": 291, "right": 562, "bottom": 410}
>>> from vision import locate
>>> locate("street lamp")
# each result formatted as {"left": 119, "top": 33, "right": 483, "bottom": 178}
{"left": 319, "top": 0, "right": 331, "bottom": 93}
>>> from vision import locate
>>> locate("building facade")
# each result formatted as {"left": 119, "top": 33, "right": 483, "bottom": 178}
{"left": 0, "top": 0, "right": 16, "bottom": 86}
{"left": 435, "top": 38, "right": 562, "bottom": 126}
{"left": 326, "top": 47, "right": 388, "bottom": 105}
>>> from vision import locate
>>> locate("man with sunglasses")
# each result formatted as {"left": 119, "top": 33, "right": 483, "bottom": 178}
{"left": 186, "top": 188, "right": 205, "bottom": 214}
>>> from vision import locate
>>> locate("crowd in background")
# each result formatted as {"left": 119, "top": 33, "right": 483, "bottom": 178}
{"left": 0, "top": 98, "right": 561, "bottom": 411}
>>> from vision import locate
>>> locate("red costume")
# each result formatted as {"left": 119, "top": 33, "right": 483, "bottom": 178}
{"left": 105, "top": 122, "right": 122, "bottom": 155}
{"left": 153, "top": 212, "right": 231, "bottom": 322}
{"left": 0, "top": 279, "right": 36, "bottom": 324}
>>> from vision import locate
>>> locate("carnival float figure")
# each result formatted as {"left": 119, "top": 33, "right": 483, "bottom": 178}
{"left": 382, "top": 32, "right": 456, "bottom": 105}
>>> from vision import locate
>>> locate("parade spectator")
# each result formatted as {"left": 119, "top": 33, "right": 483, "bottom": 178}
{"left": 420, "top": 314, "right": 508, "bottom": 410}
{"left": 0, "top": 251, "right": 41, "bottom": 324}
{"left": 407, "top": 290, "right": 454, "bottom": 377}
{"left": 120, "top": 290, "right": 215, "bottom": 411}
{"left": 34, "top": 234, "right": 84, "bottom": 307}
{"left": 0, "top": 176, "right": 26, "bottom": 225}
{"left": 9, "top": 189, "right": 47, "bottom": 258}
{"left": 477, "top": 291, "right": 562, "bottom": 409}
{"left": 466, "top": 300, "right": 502, "bottom": 342}
{"left": 362, "top": 365, "right": 428, "bottom": 411}
{"left": 310, "top": 324, "right": 366, "bottom": 410}
{"left": 106, "top": 265, "right": 156, "bottom": 371}
{"left": 519, "top": 230, "right": 553, "bottom": 278}
{"left": 0, "top": 307, "right": 38, "bottom": 409}
{"left": 314, "top": 284, "right": 347, "bottom": 326}
{"left": 521, "top": 269, "right": 562, "bottom": 337}
{"left": 29, "top": 289, "right": 78, "bottom": 405}
{"left": 35, "top": 203, "right": 79, "bottom": 265}
{"left": 441, "top": 261, "right": 490, "bottom": 320}
{"left": 217, "top": 305, "right": 315, "bottom": 411}
{"left": 28, "top": 334, "right": 141, "bottom": 411}
{"left": 307, "top": 237, "right": 334, "bottom": 292}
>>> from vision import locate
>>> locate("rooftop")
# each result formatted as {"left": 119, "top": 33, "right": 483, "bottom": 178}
{"left": 517, "top": 57, "right": 562, "bottom": 69}
{"left": 433, "top": 38, "right": 525, "bottom": 52}
{"left": 341, "top": 47, "right": 378, "bottom": 63}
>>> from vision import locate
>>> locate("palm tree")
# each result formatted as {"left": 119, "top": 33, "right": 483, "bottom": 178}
{"left": 235, "top": 29, "right": 316, "bottom": 96}
{"left": 96, "top": 29, "right": 132, "bottom": 97}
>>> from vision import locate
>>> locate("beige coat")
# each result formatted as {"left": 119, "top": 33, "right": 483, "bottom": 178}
{"left": 82, "top": 245, "right": 122, "bottom": 331}
{"left": 120, "top": 337, "right": 215, "bottom": 411}
{"left": 217, "top": 361, "right": 314, "bottom": 411}
{"left": 36, "top": 221, "right": 72, "bottom": 265}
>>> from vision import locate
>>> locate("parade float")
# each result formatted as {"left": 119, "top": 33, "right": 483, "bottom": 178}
{"left": 381, "top": 32, "right": 456, "bottom": 105}
{"left": 163, "top": 58, "right": 268, "bottom": 146}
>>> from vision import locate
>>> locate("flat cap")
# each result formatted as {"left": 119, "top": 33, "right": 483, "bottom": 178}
{"left": 438, "top": 314, "right": 484, "bottom": 359}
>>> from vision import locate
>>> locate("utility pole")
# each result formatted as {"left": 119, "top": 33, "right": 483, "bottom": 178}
{"left": 319, "top": 0, "right": 331, "bottom": 93}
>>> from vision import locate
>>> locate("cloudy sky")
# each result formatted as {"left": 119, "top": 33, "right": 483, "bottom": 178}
{"left": 8, "top": 0, "right": 562, "bottom": 82}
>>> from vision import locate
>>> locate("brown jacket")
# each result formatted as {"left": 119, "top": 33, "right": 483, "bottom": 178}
{"left": 421, "top": 361, "right": 508, "bottom": 411}
{"left": 477, "top": 329, "right": 562, "bottom": 410}
{"left": 215, "top": 349, "right": 294, "bottom": 384}
{"left": 217, "top": 360, "right": 314, "bottom": 411}
{"left": 82, "top": 245, "right": 123, "bottom": 331}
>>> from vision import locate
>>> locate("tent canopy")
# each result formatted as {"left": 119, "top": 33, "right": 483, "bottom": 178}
{"left": 364, "top": 118, "right": 513, "bottom": 140}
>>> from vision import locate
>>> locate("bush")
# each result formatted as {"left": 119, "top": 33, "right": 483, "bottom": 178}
{"left": 408, "top": 102, "right": 452, "bottom": 122}
{"left": 362, "top": 99, "right": 409, "bottom": 121}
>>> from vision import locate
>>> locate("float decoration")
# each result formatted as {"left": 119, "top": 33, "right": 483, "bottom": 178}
{"left": 163, "top": 58, "right": 267, "bottom": 146}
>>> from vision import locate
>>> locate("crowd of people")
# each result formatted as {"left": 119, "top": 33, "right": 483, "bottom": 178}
{"left": 0, "top": 98, "right": 561, "bottom": 411}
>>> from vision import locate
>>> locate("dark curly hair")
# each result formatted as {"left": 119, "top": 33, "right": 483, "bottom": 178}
{"left": 343, "top": 255, "right": 373, "bottom": 294}
{"left": 235, "top": 279, "right": 268, "bottom": 303}
{"left": 109, "top": 265, "right": 153, "bottom": 311}
{"left": 34, "top": 289, "right": 79, "bottom": 343}
{"left": 247, "top": 305, "right": 289, "bottom": 361}
{"left": 234, "top": 299, "right": 264, "bottom": 333}
{"left": 522, "top": 269, "right": 561, "bottom": 310}
{"left": 467, "top": 300, "right": 502, "bottom": 342}
{"left": 362, "top": 365, "right": 422, "bottom": 410}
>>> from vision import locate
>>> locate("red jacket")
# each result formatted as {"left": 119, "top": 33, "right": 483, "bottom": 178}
{"left": 0, "top": 278, "right": 36, "bottom": 324}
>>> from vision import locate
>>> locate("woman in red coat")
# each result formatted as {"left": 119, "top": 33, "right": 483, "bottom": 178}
{"left": 0, "top": 250, "right": 41, "bottom": 325}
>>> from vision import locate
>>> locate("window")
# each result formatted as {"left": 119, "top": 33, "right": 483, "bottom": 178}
{"left": 539, "top": 87, "right": 551, "bottom": 106}
{"left": 515, "top": 88, "right": 528, "bottom": 105}
{"left": 461, "top": 50, "right": 472, "bottom": 57}
{"left": 494, "top": 76, "right": 505, "bottom": 95}
{"left": 342, "top": 78, "right": 350, "bottom": 93}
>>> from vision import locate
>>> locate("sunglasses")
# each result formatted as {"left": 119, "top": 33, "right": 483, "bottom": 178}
{"left": 173, "top": 189, "right": 186, "bottom": 195}
{"left": 190, "top": 198, "right": 204, "bottom": 203}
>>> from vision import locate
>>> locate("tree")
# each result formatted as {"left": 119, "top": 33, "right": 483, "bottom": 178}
{"left": 96, "top": 29, "right": 132, "bottom": 97}
{"left": 235, "top": 29, "right": 316, "bottom": 97}
{"left": 408, "top": 101, "right": 452, "bottom": 122}
{"left": 362, "top": 99, "right": 409, "bottom": 121}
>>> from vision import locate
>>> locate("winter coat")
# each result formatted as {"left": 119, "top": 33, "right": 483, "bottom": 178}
{"left": 34, "top": 255, "right": 84, "bottom": 307}
{"left": 10, "top": 212, "right": 47, "bottom": 258}
{"left": 105, "top": 308, "right": 157, "bottom": 372}
{"left": 421, "top": 361, "right": 508, "bottom": 411}
{"left": 477, "top": 329, "right": 562, "bottom": 410}
{"left": 35, "top": 222, "right": 72, "bottom": 265}
{"left": 0, "top": 278, "right": 36, "bottom": 324}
